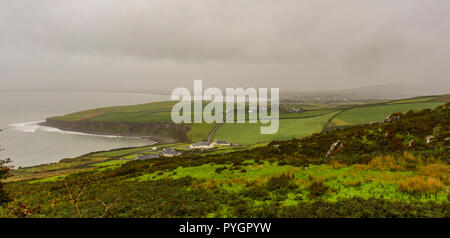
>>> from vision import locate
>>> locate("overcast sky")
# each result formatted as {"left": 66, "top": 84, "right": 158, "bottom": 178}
{"left": 1, "top": 0, "right": 449, "bottom": 92}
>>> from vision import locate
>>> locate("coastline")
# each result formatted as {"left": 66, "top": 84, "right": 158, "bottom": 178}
{"left": 8, "top": 120, "right": 154, "bottom": 140}
{"left": 39, "top": 119, "right": 181, "bottom": 144}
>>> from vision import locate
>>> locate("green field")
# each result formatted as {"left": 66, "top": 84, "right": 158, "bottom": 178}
{"left": 278, "top": 110, "right": 337, "bottom": 119}
{"left": 89, "top": 145, "right": 159, "bottom": 158}
{"left": 48, "top": 100, "right": 339, "bottom": 144}
{"left": 187, "top": 123, "right": 217, "bottom": 142}
{"left": 335, "top": 102, "right": 442, "bottom": 125}
{"left": 46, "top": 97, "right": 447, "bottom": 144}
{"left": 47, "top": 101, "right": 220, "bottom": 142}
{"left": 213, "top": 112, "right": 337, "bottom": 144}
{"left": 387, "top": 96, "right": 436, "bottom": 104}
{"left": 50, "top": 101, "right": 177, "bottom": 122}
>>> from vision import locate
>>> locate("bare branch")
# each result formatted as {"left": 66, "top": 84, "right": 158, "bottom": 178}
{"left": 96, "top": 192, "right": 120, "bottom": 218}
{"left": 64, "top": 182, "right": 89, "bottom": 218}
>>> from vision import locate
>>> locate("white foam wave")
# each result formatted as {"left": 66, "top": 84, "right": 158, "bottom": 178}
{"left": 57, "top": 130, "right": 125, "bottom": 138}
{"left": 8, "top": 120, "right": 45, "bottom": 127}
{"left": 8, "top": 121, "right": 143, "bottom": 139}
{"left": 8, "top": 120, "right": 45, "bottom": 133}
{"left": 39, "top": 126, "right": 63, "bottom": 133}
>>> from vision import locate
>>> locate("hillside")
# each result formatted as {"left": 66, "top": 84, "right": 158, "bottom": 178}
{"left": 2, "top": 103, "right": 449, "bottom": 218}
{"left": 41, "top": 101, "right": 211, "bottom": 143}
{"left": 40, "top": 95, "right": 448, "bottom": 145}
{"left": 214, "top": 95, "right": 446, "bottom": 144}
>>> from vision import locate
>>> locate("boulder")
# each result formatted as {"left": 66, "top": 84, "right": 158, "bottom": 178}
{"left": 425, "top": 135, "right": 434, "bottom": 144}
{"left": 326, "top": 140, "right": 343, "bottom": 157}
{"left": 407, "top": 139, "right": 415, "bottom": 148}
{"left": 382, "top": 112, "right": 403, "bottom": 123}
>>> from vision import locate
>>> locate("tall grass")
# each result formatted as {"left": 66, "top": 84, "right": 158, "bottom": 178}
{"left": 366, "top": 152, "right": 423, "bottom": 171}
{"left": 398, "top": 176, "right": 443, "bottom": 197}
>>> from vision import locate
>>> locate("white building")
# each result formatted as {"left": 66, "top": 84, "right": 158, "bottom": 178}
{"left": 211, "top": 140, "right": 232, "bottom": 146}
{"left": 189, "top": 142, "right": 214, "bottom": 149}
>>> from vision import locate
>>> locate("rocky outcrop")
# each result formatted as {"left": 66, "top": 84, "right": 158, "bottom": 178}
{"left": 425, "top": 135, "right": 435, "bottom": 144}
{"left": 326, "top": 140, "right": 343, "bottom": 157}
{"left": 408, "top": 139, "right": 415, "bottom": 148}
{"left": 382, "top": 112, "right": 403, "bottom": 123}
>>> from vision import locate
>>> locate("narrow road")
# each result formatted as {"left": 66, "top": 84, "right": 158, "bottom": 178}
{"left": 207, "top": 111, "right": 233, "bottom": 143}
{"left": 320, "top": 110, "right": 345, "bottom": 133}
{"left": 207, "top": 123, "right": 223, "bottom": 143}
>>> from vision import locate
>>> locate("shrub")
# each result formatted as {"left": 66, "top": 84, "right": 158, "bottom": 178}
{"left": 344, "top": 180, "right": 362, "bottom": 187}
{"left": 418, "top": 163, "right": 450, "bottom": 185}
{"left": 0, "top": 159, "right": 12, "bottom": 205}
{"left": 215, "top": 166, "right": 227, "bottom": 174}
{"left": 266, "top": 172, "right": 298, "bottom": 194}
{"left": 398, "top": 176, "right": 443, "bottom": 196}
{"left": 330, "top": 160, "right": 347, "bottom": 169}
{"left": 240, "top": 186, "right": 271, "bottom": 201}
{"left": 366, "top": 152, "right": 422, "bottom": 171}
{"left": 308, "top": 181, "right": 329, "bottom": 198}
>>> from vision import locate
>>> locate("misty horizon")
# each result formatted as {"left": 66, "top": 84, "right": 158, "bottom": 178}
{"left": 1, "top": 1, "right": 450, "bottom": 92}
{"left": 1, "top": 83, "right": 449, "bottom": 99}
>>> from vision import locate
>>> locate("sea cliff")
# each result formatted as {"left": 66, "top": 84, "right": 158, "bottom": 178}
{"left": 40, "top": 119, "right": 189, "bottom": 143}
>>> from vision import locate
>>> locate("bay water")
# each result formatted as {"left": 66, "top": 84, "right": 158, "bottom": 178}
{"left": 0, "top": 91, "right": 168, "bottom": 167}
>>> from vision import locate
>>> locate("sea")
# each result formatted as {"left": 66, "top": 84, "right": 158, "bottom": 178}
{"left": 0, "top": 91, "right": 168, "bottom": 167}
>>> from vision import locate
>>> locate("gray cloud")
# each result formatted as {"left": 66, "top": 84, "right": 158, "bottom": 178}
{"left": 1, "top": 0, "right": 449, "bottom": 92}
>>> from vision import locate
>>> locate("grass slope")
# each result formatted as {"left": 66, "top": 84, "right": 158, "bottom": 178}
{"left": 47, "top": 101, "right": 217, "bottom": 142}
{"left": 335, "top": 102, "right": 442, "bottom": 125}
{"left": 2, "top": 103, "right": 449, "bottom": 218}
{"left": 213, "top": 112, "right": 338, "bottom": 144}
{"left": 45, "top": 96, "right": 447, "bottom": 144}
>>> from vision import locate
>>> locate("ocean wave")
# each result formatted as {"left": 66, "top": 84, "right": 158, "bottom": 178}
{"left": 8, "top": 120, "right": 45, "bottom": 133}
{"left": 7, "top": 121, "right": 142, "bottom": 139}
{"left": 39, "top": 126, "right": 63, "bottom": 133}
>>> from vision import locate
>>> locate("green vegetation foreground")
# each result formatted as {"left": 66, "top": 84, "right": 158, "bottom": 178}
{"left": 1, "top": 103, "right": 449, "bottom": 218}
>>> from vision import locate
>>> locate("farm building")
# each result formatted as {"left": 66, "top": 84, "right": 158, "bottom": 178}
{"left": 212, "top": 140, "right": 232, "bottom": 146}
{"left": 189, "top": 142, "right": 214, "bottom": 149}
{"left": 161, "top": 147, "right": 181, "bottom": 157}
{"left": 137, "top": 154, "right": 159, "bottom": 160}
{"left": 287, "top": 107, "right": 303, "bottom": 113}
